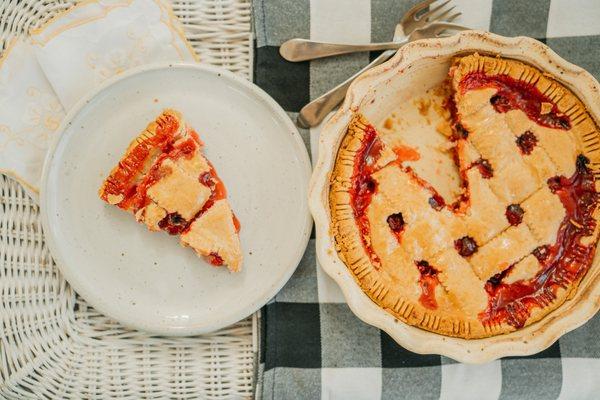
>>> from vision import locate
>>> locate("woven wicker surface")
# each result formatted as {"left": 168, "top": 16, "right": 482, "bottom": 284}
{"left": 0, "top": 1, "right": 255, "bottom": 399}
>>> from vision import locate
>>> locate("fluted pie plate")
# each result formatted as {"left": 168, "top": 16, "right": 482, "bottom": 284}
{"left": 309, "top": 31, "right": 600, "bottom": 363}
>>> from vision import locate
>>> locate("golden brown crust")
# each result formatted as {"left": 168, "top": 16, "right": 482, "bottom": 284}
{"left": 452, "top": 54, "right": 600, "bottom": 172}
{"left": 98, "top": 109, "right": 183, "bottom": 208}
{"left": 180, "top": 200, "right": 243, "bottom": 272}
{"left": 329, "top": 54, "right": 600, "bottom": 339}
{"left": 330, "top": 115, "right": 481, "bottom": 338}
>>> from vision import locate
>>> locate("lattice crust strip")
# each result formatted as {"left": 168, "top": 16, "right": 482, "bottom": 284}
{"left": 0, "top": 1, "right": 255, "bottom": 399}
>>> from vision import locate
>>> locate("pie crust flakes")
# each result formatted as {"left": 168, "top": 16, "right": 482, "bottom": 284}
{"left": 329, "top": 54, "right": 600, "bottom": 338}
{"left": 99, "top": 109, "right": 242, "bottom": 272}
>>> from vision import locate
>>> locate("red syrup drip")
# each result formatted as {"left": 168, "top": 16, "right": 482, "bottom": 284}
{"left": 480, "top": 156, "right": 598, "bottom": 328}
{"left": 207, "top": 252, "right": 225, "bottom": 266}
{"left": 349, "top": 125, "right": 383, "bottom": 266}
{"left": 416, "top": 261, "right": 440, "bottom": 310}
{"left": 232, "top": 214, "right": 241, "bottom": 233}
{"left": 460, "top": 72, "right": 571, "bottom": 130}
{"left": 442, "top": 95, "right": 475, "bottom": 214}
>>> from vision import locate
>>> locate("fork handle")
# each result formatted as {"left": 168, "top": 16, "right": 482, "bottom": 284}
{"left": 297, "top": 50, "right": 395, "bottom": 128}
{"left": 280, "top": 39, "right": 405, "bottom": 62}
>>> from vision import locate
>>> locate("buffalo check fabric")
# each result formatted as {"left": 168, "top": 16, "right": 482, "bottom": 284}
{"left": 253, "top": 0, "right": 600, "bottom": 399}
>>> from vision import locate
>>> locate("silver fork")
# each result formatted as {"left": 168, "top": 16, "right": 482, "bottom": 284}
{"left": 281, "top": 1, "right": 458, "bottom": 62}
{"left": 295, "top": 0, "right": 463, "bottom": 128}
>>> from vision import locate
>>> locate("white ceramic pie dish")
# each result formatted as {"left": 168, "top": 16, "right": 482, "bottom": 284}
{"left": 309, "top": 30, "right": 600, "bottom": 363}
{"left": 41, "top": 62, "right": 312, "bottom": 335}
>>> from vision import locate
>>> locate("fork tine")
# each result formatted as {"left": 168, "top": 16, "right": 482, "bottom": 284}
{"left": 403, "top": 0, "right": 436, "bottom": 20}
{"left": 445, "top": 12, "right": 462, "bottom": 23}
{"left": 418, "top": 0, "right": 451, "bottom": 21}
{"left": 428, "top": 5, "right": 456, "bottom": 23}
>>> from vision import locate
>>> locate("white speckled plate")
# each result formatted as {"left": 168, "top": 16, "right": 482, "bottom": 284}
{"left": 41, "top": 63, "right": 312, "bottom": 335}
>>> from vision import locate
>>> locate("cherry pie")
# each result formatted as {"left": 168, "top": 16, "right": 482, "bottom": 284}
{"left": 99, "top": 109, "right": 242, "bottom": 272}
{"left": 329, "top": 54, "right": 600, "bottom": 338}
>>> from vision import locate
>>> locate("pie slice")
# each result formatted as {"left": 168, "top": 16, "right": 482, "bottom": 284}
{"left": 99, "top": 109, "right": 242, "bottom": 272}
{"left": 329, "top": 54, "right": 600, "bottom": 338}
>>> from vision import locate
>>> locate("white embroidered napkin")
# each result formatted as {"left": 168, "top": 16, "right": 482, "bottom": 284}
{"left": 0, "top": 0, "right": 197, "bottom": 197}
{"left": 31, "top": 0, "right": 197, "bottom": 110}
{"left": 0, "top": 39, "right": 65, "bottom": 197}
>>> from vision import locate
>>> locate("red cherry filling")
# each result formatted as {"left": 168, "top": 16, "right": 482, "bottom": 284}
{"left": 533, "top": 245, "right": 550, "bottom": 263}
{"left": 472, "top": 158, "right": 494, "bottom": 179}
{"left": 207, "top": 252, "right": 224, "bottom": 266}
{"left": 490, "top": 94, "right": 510, "bottom": 110}
{"left": 479, "top": 154, "right": 598, "bottom": 329}
{"left": 461, "top": 72, "right": 571, "bottom": 130}
{"left": 452, "top": 123, "right": 469, "bottom": 140}
{"left": 487, "top": 265, "right": 513, "bottom": 287}
{"left": 505, "top": 204, "right": 525, "bottom": 226}
{"left": 428, "top": 194, "right": 445, "bottom": 211}
{"left": 199, "top": 171, "right": 215, "bottom": 188}
{"left": 516, "top": 131, "right": 538, "bottom": 155}
{"left": 387, "top": 213, "right": 405, "bottom": 233}
{"left": 416, "top": 260, "right": 437, "bottom": 275}
{"left": 158, "top": 212, "right": 187, "bottom": 235}
{"left": 455, "top": 236, "right": 478, "bottom": 257}
{"left": 415, "top": 260, "right": 439, "bottom": 310}
{"left": 349, "top": 125, "right": 382, "bottom": 266}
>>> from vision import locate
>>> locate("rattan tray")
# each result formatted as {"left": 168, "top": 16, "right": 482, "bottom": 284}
{"left": 0, "top": 1, "right": 255, "bottom": 398}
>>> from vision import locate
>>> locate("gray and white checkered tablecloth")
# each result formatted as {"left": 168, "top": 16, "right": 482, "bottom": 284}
{"left": 252, "top": 1, "right": 600, "bottom": 399}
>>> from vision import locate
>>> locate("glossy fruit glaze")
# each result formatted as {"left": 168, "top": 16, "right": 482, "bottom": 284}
{"left": 460, "top": 72, "right": 571, "bottom": 130}
{"left": 416, "top": 260, "right": 439, "bottom": 310}
{"left": 455, "top": 70, "right": 598, "bottom": 328}
{"left": 481, "top": 155, "right": 598, "bottom": 328}
{"left": 348, "top": 125, "right": 382, "bottom": 266}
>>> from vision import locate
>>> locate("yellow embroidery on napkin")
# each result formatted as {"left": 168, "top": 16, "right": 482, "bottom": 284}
{"left": 0, "top": 86, "right": 62, "bottom": 151}
{"left": 86, "top": 26, "right": 150, "bottom": 81}
{"left": 30, "top": 0, "right": 133, "bottom": 46}
{"left": 25, "top": 87, "right": 63, "bottom": 136}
